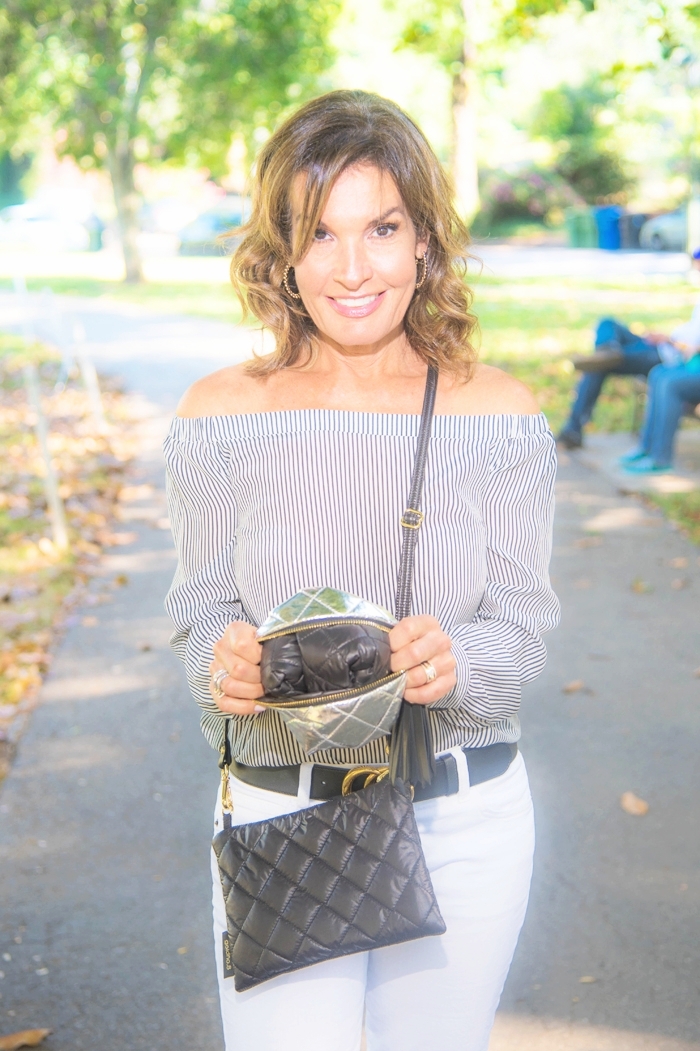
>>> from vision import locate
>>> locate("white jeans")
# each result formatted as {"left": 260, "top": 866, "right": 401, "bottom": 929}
{"left": 211, "top": 749, "right": 534, "bottom": 1051}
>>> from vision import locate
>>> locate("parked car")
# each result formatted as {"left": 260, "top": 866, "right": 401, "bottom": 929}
{"left": 0, "top": 200, "right": 94, "bottom": 251}
{"left": 177, "top": 195, "right": 251, "bottom": 255}
{"left": 639, "top": 209, "right": 687, "bottom": 251}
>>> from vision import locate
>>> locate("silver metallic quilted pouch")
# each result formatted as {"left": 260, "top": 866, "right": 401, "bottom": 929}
{"left": 256, "top": 586, "right": 406, "bottom": 754}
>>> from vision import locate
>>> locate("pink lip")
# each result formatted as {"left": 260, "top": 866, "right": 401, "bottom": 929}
{"left": 326, "top": 291, "right": 386, "bottom": 318}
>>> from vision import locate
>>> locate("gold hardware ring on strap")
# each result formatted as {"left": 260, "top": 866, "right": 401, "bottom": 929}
{"left": 400, "top": 508, "right": 424, "bottom": 529}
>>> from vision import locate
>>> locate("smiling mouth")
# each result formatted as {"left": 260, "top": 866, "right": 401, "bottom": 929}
{"left": 328, "top": 291, "right": 386, "bottom": 318}
{"left": 333, "top": 294, "right": 379, "bottom": 307}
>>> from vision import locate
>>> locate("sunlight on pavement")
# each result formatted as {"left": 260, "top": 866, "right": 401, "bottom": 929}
{"left": 490, "top": 1014, "right": 700, "bottom": 1051}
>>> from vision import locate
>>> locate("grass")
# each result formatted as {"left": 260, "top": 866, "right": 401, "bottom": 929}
{"left": 644, "top": 491, "right": 700, "bottom": 545}
{"left": 472, "top": 274, "right": 698, "bottom": 435}
{"left": 0, "top": 275, "right": 244, "bottom": 324}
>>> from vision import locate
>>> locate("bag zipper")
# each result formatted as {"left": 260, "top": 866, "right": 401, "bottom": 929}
{"left": 258, "top": 616, "right": 392, "bottom": 642}
{"left": 259, "top": 669, "right": 405, "bottom": 709}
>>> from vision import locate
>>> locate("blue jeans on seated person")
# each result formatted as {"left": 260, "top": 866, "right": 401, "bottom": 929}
{"left": 564, "top": 318, "right": 660, "bottom": 434}
{"left": 637, "top": 362, "right": 700, "bottom": 467}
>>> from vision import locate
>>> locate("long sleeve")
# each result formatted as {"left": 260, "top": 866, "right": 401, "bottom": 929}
{"left": 164, "top": 429, "right": 246, "bottom": 750}
{"left": 431, "top": 426, "right": 560, "bottom": 739}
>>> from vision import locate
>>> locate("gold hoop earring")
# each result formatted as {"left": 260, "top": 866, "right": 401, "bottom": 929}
{"left": 415, "top": 255, "right": 429, "bottom": 290}
{"left": 282, "top": 264, "right": 302, "bottom": 300}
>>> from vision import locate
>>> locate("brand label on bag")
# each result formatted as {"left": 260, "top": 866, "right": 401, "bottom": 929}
{"left": 222, "top": 931, "right": 235, "bottom": 979}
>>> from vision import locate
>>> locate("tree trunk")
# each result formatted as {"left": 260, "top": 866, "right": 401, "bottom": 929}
{"left": 107, "top": 134, "right": 143, "bottom": 284}
{"left": 452, "top": 0, "right": 479, "bottom": 221}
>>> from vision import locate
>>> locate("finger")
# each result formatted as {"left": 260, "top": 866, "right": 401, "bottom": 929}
{"left": 389, "top": 615, "right": 441, "bottom": 652}
{"left": 211, "top": 649, "right": 262, "bottom": 685}
{"left": 402, "top": 650, "right": 455, "bottom": 691}
{"left": 225, "top": 623, "right": 262, "bottom": 663}
{"left": 213, "top": 694, "right": 266, "bottom": 716}
{"left": 404, "top": 669, "right": 457, "bottom": 706}
{"left": 390, "top": 628, "right": 452, "bottom": 673}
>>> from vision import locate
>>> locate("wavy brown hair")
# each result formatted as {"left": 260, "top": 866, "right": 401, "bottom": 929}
{"left": 230, "top": 90, "right": 478, "bottom": 376}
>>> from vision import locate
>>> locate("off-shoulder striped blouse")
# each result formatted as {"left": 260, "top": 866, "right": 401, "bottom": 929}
{"left": 164, "top": 410, "right": 559, "bottom": 767}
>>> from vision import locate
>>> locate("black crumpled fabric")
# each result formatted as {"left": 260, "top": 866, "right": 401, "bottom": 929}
{"left": 260, "top": 624, "right": 392, "bottom": 698}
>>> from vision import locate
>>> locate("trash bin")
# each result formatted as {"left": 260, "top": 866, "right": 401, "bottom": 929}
{"left": 84, "top": 213, "right": 105, "bottom": 252}
{"left": 618, "top": 212, "right": 649, "bottom": 249}
{"left": 565, "top": 208, "right": 598, "bottom": 248}
{"left": 593, "top": 205, "right": 623, "bottom": 250}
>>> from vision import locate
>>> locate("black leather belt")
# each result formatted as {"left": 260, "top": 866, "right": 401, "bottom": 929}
{"left": 229, "top": 742, "right": 518, "bottom": 803}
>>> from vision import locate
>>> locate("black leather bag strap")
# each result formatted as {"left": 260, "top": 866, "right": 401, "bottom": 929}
{"left": 395, "top": 365, "right": 438, "bottom": 620}
{"left": 389, "top": 365, "right": 439, "bottom": 789}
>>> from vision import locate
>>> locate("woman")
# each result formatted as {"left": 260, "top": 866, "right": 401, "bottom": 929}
{"left": 165, "top": 90, "right": 559, "bottom": 1051}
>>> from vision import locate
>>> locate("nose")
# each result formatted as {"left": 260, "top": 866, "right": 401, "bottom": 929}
{"left": 333, "top": 238, "right": 372, "bottom": 289}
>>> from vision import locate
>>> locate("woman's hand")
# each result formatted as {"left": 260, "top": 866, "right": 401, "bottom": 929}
{"left": 389, "top": 615, "right": 456, "bottom": 705}
{"left": 209, "top": 622, "right": 265, "bottom": 715}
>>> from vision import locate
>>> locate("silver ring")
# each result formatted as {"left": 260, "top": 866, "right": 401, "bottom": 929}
{"left": 421, "top": 660, "right": 437, "bottom": 684}
{"left": 211, "top": 668, "right": 229, "bottom": 698}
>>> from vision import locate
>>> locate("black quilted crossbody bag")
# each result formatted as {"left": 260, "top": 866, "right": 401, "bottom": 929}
{"left": 212, "top": 366, "right": 446, "bottom": 992}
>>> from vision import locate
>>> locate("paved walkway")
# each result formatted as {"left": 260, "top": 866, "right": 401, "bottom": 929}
{"left": 0, "top": 298, "right": 699, "bottom": 1050}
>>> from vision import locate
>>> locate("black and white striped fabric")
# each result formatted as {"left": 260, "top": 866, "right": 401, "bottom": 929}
{"left": 164, "top": 410, "right": 560, "bottom": 767}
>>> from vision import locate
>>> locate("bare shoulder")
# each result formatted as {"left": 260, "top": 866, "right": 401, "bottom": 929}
{"left": 441, "top": 363, "right": 540, "bottom": 416}
{"left": 176, "top": 364, "right": 265, "bottom": 418}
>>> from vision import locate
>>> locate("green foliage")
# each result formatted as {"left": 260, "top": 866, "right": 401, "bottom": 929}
{"left": 530, "top": 79, "right": 634, "bottom": 203}
{"left": 645, "top": 490, "right": 700, "bottom": 545}
{"left": 477, "top": 166, "right": 583, "bottom": 227}
{"left": 0, "top": 0, "right": 340, "bottom": 177}
{"left": 500, "top": 0, "right": 596, "bottom": 40}
{"left": 394, "top": 0, "right": 464, "bottom": 73}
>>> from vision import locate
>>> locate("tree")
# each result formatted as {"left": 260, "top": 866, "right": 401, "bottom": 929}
{"left": 1, "top": 0, "right": 340, "bottom": 282}
{"left": 394, "top": 0, "right": 480, "bottom": 219}
{"left": 530, "top": 79, "right": 634, "bottom": 203}
{"left": 393, "top": 0, "right": 594, "bottom": 220}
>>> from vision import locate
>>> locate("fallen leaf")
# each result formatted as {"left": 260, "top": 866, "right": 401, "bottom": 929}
{"left": 113, "top": 574, "right": 129, "bottom": 587}
{"left": 669, "top": 557, "right": 688, "bottom": 568}
{"left": 0, "top": 1030, "right": 52, "bottom": 1051}
{"left": 620, "top": 791, "right": 649, "bottom": 816}
{"left": 138, "top": 642, "right": 152, "bottom": 652}
{"left": 563, "top": 679, "right": 585, "bottom": 694}
{"left": 694, "top": 667, "right": 700, "bottom": 678}
{"left": 101, "top": 531, "right": 137, "bottom": 547}
{"left": 119, "top": 484, "right": 153, "bottom": 502}
{"left": 177, "top": 946, "right": 188, "bottom": 955}
{"left": 671, "top": 577, "right": 690, "bottom": 590}
{"left": 81, "top": 616, "right": 98, "bottom": 627}
{"left": 574, "top": 536, "right": 603, "bottom": 548}
{"left": 631, "top": 578, "right": 652, "bottom": 594}
{"left": 579, "top": 975, "right": 597, "bottom": 983}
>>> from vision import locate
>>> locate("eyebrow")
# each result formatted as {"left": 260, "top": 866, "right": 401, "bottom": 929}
{"left": 306, "top": 205, "right": 406, "bottom": 230}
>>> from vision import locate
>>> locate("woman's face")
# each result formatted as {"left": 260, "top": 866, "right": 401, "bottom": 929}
{"left": 290, "top": 164, "right": 428, "bottom": 353}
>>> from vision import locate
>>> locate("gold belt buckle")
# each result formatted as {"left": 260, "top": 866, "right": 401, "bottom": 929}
{"left": 341, "top": 765, "right": 390, "bottom": 795}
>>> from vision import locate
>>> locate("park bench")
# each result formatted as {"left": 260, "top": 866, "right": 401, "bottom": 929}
{"left": 628, "top": 375, "right": 700, "bottom": 434}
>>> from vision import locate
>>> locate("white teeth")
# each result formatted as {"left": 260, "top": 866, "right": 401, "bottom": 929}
{"left": 335, "top": 295, "right": 378, "bottom": 307}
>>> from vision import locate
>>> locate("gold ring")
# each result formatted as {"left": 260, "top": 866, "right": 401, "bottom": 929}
{"left": 421, "top": 660, "right": 437, "bottom": 685}
{"left": 212, "top": 668, "right": 229, "bottom": 698}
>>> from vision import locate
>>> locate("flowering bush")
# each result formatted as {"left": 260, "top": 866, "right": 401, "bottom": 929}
{"left": 479, "top": 167, "right": 584, "bottom": 226}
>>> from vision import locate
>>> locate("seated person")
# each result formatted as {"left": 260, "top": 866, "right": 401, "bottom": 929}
{"left": 619, "top": 353, "right": 700, "bottom": 474}
{"left": 557, "top": 249, "right": 700, "bottom": 449}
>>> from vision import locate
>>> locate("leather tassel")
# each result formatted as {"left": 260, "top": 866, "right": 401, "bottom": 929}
{"left": 389, "top": 702, "right": 436, "bottom": 788}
